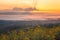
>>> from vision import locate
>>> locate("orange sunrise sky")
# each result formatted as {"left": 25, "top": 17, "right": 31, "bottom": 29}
{"left": 0, "top": 0, "right": 60, "bottom": 20}
{"left": 0, "top": 0, "right": 60, "bottom": 12}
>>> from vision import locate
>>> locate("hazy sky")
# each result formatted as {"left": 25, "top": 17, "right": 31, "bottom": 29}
{"left": 0, "top": 0, "right": 60, "bottom": 11}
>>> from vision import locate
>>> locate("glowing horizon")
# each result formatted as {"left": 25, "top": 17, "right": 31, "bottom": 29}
{"left": 0, "top": 0, "right": 60, "bottom": 11}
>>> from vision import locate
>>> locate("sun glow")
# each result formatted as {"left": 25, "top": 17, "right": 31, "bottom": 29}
{"left": 36, "top": 0, "right": 60, "bottom": 11}
{"left": 0, "top": 0, "right": 60, "bottom": 11}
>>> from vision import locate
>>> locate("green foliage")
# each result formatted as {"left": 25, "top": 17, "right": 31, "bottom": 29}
{"left": 0, "top": 26, "right": 60, "bottom": 40}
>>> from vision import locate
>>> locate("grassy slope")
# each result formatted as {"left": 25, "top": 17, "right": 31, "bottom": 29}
{"left": 0, "top": 25, "right": 60, "bottom": 40}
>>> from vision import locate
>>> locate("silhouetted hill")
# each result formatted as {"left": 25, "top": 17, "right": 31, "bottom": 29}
{"left": 0, "top": 20, "right": 60, "bottom": 33}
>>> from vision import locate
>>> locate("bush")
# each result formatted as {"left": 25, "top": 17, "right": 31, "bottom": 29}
{"left": 0, "top": 26, "right": 60, "bottom": 40}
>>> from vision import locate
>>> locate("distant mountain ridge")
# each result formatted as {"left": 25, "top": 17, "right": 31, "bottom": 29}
{"left": 0, "top": 20, "right": 60, "bottom": 33}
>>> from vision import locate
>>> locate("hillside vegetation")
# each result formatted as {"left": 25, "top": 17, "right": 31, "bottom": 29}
{"left": 0, "top": 25, "right": 60, "bottom": 40}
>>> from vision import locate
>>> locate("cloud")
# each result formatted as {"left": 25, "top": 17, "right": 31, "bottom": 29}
{"left": 12, "top": 7, "right": 23, "bottom": 11}
{"left": 12, "top": 7, "right": 37, "bottom": 11}
{"left": 0, "top": 10, "right": 32, "bottom": 15}
{"left": 24, "top": 7, "right": 37, "bottom": 11}
{"left": 0, "top": 7, "right": 37, "bottom": 11}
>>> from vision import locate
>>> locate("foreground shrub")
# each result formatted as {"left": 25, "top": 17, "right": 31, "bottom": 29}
{"left": 0, "top": 26, "right": 60, "bottom": 40}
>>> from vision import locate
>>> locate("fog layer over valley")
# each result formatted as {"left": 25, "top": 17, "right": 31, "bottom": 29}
{"left": 0, "top": 11, "right": 60, "bottom": 20}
